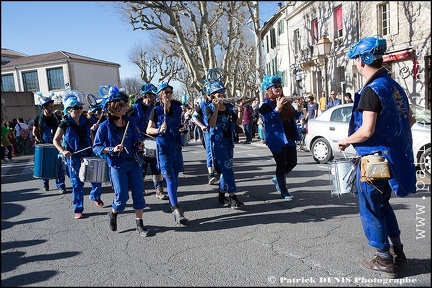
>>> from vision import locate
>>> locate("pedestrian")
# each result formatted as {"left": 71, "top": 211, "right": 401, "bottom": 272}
{"left": 319, "top": 91, "right": 327, "bottom": 115}
{"left": 203, "top": 70, "right": 245, "bottom": 209}
{"left": 146, "top": 82, "right": 189, "bottom": 225}
{"left": 6, "top": 121, "right": 18, "bottom": 157}
{"left": 337, "top": 35, "right": 417, "bottom": 279}
{"left": 53, "top": 88, "right": 103, "bottom": 219}
{"left": 1, "top": 118, "right": 13, "bottom": 163}
{"left": 304, "top": 93, "right": 318, "bottom": 122}
{"left": 344, "top": 92, "right": 354, "bottom": 103}
{"left": 242, "top": 103, "right": 253, "bottom": 144}
{"left": 129, "top": 83, "right": 168, "bottom": 200}
{"left": 33, "top": 92, "right": 66, "bottom": 194}
{"left": 93, "top": 85, "right": 150, "bottom": 236}
{"left": 259, "top": 74, "right": 302, "bottom": 201}
{"left": 192, "top": 91, "right": 218, "bottom": 185}
{"left": 15, "top": 117, "right": 30, "bottom": 155}
{"left": 327, "top": 90, "right": 342, "bottom": 109}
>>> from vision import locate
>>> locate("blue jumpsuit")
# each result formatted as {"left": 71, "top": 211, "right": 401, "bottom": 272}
{"left": 349, "top": 68, "right": 417, "bottom": 250}
{"left": 93, "top": 116, "right": 145, "bottom": 212}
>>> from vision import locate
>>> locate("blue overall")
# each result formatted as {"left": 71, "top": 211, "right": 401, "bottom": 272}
{"left": 349, "top": 68, "right": 416, "bottom": 250}
{"left": 193, "top": 99, "right": 214, "bottom": 169}
{"left": 152, "top": 101, "right": 184, "bottom": 206}
{"left": 61, "top": 115, "right": 100, "bottom": 214}
{"left": 131, "top": 100, "right": 162, "bottom": 189}
{"left": 93, "top": 116, "right": 145, "bottom": 211}
{"left": 36, "top": 112, "right": 65, "bottom": 190}
{"left": 207, "top": 103, "right": 237, "bottom": 193}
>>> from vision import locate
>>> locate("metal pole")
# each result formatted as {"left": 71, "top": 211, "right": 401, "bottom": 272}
{"left": 324, "top": 57, "right": 329, "bottom": 107}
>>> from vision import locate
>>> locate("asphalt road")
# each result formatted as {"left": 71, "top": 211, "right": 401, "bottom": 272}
{"left": 1, "top": 138, "right": 431, "bottom": 287}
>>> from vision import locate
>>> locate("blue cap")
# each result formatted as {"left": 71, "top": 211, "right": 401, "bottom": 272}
{"left": 140, "top": 83, "right": 157, "bottom": 96}
{"left": 203, "top": 80, "right": 226, "bottom": 95}
{"left": 157, "top": 82, "right": 173, "bottom": 94}
{"left": 347, "top": 35, "right": 387, "bottom": 64}
{"left": 62, "top": 89, "right": 84, "bottom": 114}
{"left": 261, "top": 74, "right": 282, "bottom": 91}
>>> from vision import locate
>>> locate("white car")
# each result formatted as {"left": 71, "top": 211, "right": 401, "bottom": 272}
{"left": 304, "top": 103, "right": 431, "bottom": 178}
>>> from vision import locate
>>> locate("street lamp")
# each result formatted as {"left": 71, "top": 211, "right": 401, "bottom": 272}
{"left": 316, "top": 35, "right": 332, "bottom": 107}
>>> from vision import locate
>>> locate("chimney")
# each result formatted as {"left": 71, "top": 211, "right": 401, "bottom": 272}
{"left": 278, "top": 2, "right": 282, "bottom": 9}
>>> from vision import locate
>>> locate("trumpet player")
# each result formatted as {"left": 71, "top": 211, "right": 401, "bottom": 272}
{"left": 205, "top": 79, "right": 245, "bottom": 209}
{"left": 259, "top": 74, "right": 303, "bottom": 201}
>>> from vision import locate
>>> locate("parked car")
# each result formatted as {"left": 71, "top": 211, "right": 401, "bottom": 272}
{"left": 304, "top": 103, "right": 431, "bottom": 178}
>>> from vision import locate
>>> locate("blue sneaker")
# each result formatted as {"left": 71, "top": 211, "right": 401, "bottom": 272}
{"left": 282, "top": 191, "right": 294, "bottom": 201}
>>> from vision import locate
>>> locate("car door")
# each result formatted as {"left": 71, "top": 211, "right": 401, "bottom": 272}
{"left": 328, "top": 106, "right": 356, "bottom": 157}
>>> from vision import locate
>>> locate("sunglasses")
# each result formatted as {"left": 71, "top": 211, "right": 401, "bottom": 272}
{"left": 164, "top": 90, "right": 173, "bottom": 95}
{"left": 71, "top": 106, "right": 83, "bottom": 110}
{"left": 117, "top": 102, "right": 127, "bottom": 108}
{"left": 272, "top": 85, "right": 282, "bottom": 89}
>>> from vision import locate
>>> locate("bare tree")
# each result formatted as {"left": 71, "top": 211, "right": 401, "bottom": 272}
{"left": 117, "top": 1, "right": 258, "bottom": 99}
{"left": 121, "top": 77, "right": 142, "bottom": 97}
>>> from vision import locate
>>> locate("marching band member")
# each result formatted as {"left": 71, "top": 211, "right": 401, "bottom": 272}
{"left": 204, "top": 71, "right": 245, "bottom": 209}
{"left": 53, "top": 88, "right": 102, "bottom": 219}
{"left": 129, "top": 83, "right": 167, "bottom": 200}
{"left": 92, "top": 85, "right": 150, "bottom": 236}
{"left": 259, "top": 74, "right": 302, "bottom": 201}
{"left": 146, "top": 82, "right": 189, "bottom": 225}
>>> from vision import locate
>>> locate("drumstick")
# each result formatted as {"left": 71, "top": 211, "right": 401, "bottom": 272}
{"left": 143, "top": 133, "right": 156, "bottom": 139}
{"left": 72, "top": 146, "right": 92, "bottom": 155}
{"left": 118, "top": 120, "right": 130, "bottom": 156}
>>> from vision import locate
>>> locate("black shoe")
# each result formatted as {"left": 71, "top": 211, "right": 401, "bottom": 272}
{"left": 59, "top": 188, "right": 67, "bottom": 194}
{"left": 229, "top": 194, "right": 244, "bottom": 210}
{"left": 218, "top": 191, "right": 229, "bottom": 205}
{"left": 208, "top": 173, "right": 217, "bottom": 185}
{"left": 390, "top": 245, "right": 407, "bottom": 267}
{"left": 108, "top": 211, "right": 118, "bottom": 231}
{"left": 170, "top": 205, "right": 188, "bottom": 225}
{"left": 136, "top": 219, "right": 149, "bottom": 237}
{"left": 43, "top": 185, "right": 49, "bottom": 192}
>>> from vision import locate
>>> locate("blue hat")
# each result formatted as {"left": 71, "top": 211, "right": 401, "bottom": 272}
{"left": 99, "top": 85, "right": 129, "bottom": 111}
{"left": 36, "top": 92, "right": 55, "bottom": 107}
{"left": 347, "top": 35, "right": 387, "bottom": 65}
{"left": 261, "top": 74, "right": 282, "bottom": 91}
{"left": 62, "top": 89, "right": 84, "bottom": 114}
{"left": 157, "top": 82, "right": 173, "bottom": 94}
{"left": 203, "top": 80, "right": 226, "bottom": 95}
{"left": 140, "top": 83, "right": 157, "bottom": 96}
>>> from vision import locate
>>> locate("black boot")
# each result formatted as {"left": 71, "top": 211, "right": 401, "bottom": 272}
{"left": 390, "top": 245, "right": 407, "bottom": 267}
{"left": 229, "top": 194, "right": 244, "bottom": 209}
{"left": 218, "top": 190, "right": 229, "bottom": 205}
{"left": 136, "top": 219, "right": 149, "bottom": 237}
{"left": 108, "top": 211, "right": 118, "bottom": 231}
{"left": 170, "top": 204, "right": 188, "bottom": 225}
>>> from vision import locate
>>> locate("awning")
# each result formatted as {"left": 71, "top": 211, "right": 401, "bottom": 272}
{"left": 383, "top": 48, "right": 414, "bottom": 62}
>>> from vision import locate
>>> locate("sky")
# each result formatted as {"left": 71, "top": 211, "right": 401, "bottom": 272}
{"left": 1, "top": 1, "right": 282, "bottom": 81}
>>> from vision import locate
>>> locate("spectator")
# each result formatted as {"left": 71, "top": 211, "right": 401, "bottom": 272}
{"left": 242, "top": 104, "right": 253, "bottom": 144}
{"left": 15, "top": 117, "right": 30, "bottom": 155}
{"left": 344, "top": 92, "right": 354, "bottom": 103}
{"left": 327, "top": 91, "right": 342, "bottom": 109}
{"left": 305, "top": 94, "right": 318, "bottom": 122}
{"left": 319, "top": 91, "right": 327, "bottom": 114}
{"left": 1, "top": 118, "right": 13, "bottom": 163}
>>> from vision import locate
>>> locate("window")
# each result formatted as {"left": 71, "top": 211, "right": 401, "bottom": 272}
{"left": 1, "top": 74, "right": 15, "bottom": 92}
{"left": 270, "top": 28, "right": 276, "bottom": 49}
{"left": 311, "top": 19, "right": 318, "bottom": 44}
{"left": 277, "top": 20, "right": 284, "bottom": 35}
{"left": 47, "top": 68, "right": 64, "bottom": 90}
{"left": 22, "top": 71, "right": 40, "bottom": 92}
{"left": 334, "top": 5, "right": 343, "bottom": 38}
{"left": 294, "top": 29, "right": 300, "bottom": 54}
{"left": 378, "top": 2, "right": 390, "bottom": 36}
{"left": 266, "top": 35, "right": 269, "bottom": 53}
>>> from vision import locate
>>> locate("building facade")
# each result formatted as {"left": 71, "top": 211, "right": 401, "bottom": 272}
{"left": 261, "top": 1, "right": 431, "bottom": 109}
{"left": 1, "top": 50, "right": 121, "bottom": 112}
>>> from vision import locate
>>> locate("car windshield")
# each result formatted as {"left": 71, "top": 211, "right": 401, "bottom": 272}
{"left": 411, "top": 104, "right": 431, "bottom": 125}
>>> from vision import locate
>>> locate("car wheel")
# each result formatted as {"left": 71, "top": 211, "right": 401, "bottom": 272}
{"left": 419, "top": 147, "right": 431, "bottom": 178}
{"left": 311, "top": 138, "right": 334, "bottom": 164}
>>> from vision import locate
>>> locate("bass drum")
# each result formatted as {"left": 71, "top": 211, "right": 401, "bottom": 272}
{"left": 33, "top": 144, "right": 59, "bottom": 179}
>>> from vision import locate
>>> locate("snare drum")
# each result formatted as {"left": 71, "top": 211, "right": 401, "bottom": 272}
{"left": 34, "top": 144, "right": 59, "bottom": 179}
{"left": 329, "top": 159, "right": 357, "bottom": 196}
{"left": 143, "top": 139, "right": 157, "bottom": 158}
{"left": 79, "top": 157, "right": 108, "bottom": 183}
